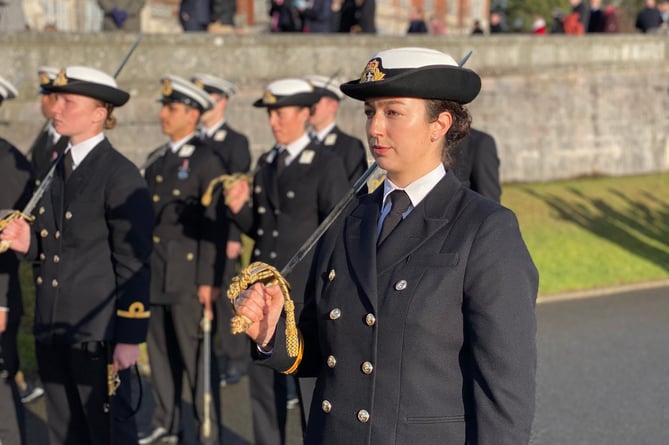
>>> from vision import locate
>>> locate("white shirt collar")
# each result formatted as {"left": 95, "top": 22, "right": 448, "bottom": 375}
{"left": 202, "top": 118, "right": 226, "bottom": 138}
{"left": 282, "top": 133, "right": 311, "bottom": 166}
{"left": 67, "top": 133, "right": 105, "bottom": 170}
{"left": 382, "top": 163, "right": 446, "bottom": 209}
{"left": 315, "top": 122, "right": 336, "bottom": 142}
{"left": 169, "top": 132, "right": 196, "bottom": 153}
{"left": 47, "top": 121, "right": 62, "bottom": 143}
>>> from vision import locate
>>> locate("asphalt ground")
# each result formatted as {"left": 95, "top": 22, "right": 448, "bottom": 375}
{"left": 21, "top": 279, "right": 669, "bottom": 444}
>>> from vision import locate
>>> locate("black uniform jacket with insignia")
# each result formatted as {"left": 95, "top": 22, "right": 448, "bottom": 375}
{"left": 204, "top": 122, "right": 251, "bottom": 175}
{"left": 318, "top": 125, "right": 368, "bottom": 186}
{"left": 29, "top": 128, "right": 69, "bottom": 184}
{"left": 0, "top": 139, "right": 34, "bottom": 320}
{"left": 262, "top": 171, "right": 539, "bottom": 445}
{"left": 451, "top": 128, "right": 501, "bottom": 202}
{"left": 24, "top": 138, "right": 154, "bottom": 345}
{"left": 203, "top": 122, "right": 251, "bottom": 246}
{"left": 232, "top": 142, "right": 349, "bottom": 305}
{"left": 144, "top": 137, "right": 226, "bottom": 304}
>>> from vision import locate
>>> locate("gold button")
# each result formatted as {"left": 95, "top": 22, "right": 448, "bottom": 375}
{"left": 51, "top": 279, "right": 58, "bottom": 287}
{"left": 65, "top": 211, "right": 72, "bottom": 220}
{"left": 357, "top": 409, "right": 370, "bottom": 423}
{"left": 329, "top": 308, "right": 341, "bottom": 320}
{"left": 254, "top": 248, "right": 261, "bottom": 256}
{"left": 156, "top": 175, "right": 163, "bottom": 183}
{"left": 328, "top": 269, "right": 335, "bottom": 281}
{"left": 257, "top": 229, "right": 264, "bottom": 236}
{"left": 258, "top": 206, "right": 266, "bottom": 214}
{"left": 365, "top": 314, "right": 376, "bottom": 326}
{"left": 53, "top": 255, "right": 60, "bottom": 263}
{"left": 270, "top": 252, "right": 277, "bottom": 259}
{"left": 40, "top": 229, "right": 48, "bottom": 238}
{"left": 272, "top": 230, "right": 279, "bottom": 237}
{"left": 55, "top": 231, "right": 60, "bottom": 239}
{"left": 153, "top": 235, "right": 160, "bottom": 244}
{"left": 254, "top": 185, "right": 262, "bottom": 194}
{"left": 321, "top": 400, "right": 332, "bottom": 413}
{"left": 172, "top": 189, "right": 181, "bottom": 197}
{"left": 186, "top": 252, "right": 194, "bottom": 261}
{"left": 327, "top": 355, "right": 336, "bottom": 368}
{"left": 153, "top": 194, "right": 160, "bottom": 203}
{"left": 361, "top": 361, "right": 374, "bottom": 375}
{"left": 39, "top": 253, "right": 46, "bottom": 261}
{"left": 36, "top": 276, "right": 43, "bottom": 285}
{"left": 39, "top": 206, "right": 45, "bottom": 215}
{"left": 394, "top": 280, "right": 408, "bottom": 291}
{"left": 286, "top": 191, "right": 295, "bottom": 199}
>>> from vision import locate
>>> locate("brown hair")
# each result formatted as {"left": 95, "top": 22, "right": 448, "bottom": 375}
{"left": 424, "top": 99, "right": 471, "bottom": 167}
{"left": 95, "top": 100, "right": 117, "bottom": 129}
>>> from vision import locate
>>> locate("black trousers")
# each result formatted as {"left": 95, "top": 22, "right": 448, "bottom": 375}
{"left": 36, "top": 340, "right": 137, "bottom": 445}
{"left": 0, "top": 316, "right": 25, "bottom": 445}
{"left": 146, "top": 300, "right": 221, "bottom": 444}
{"left": 249, "top": 364, "right": 288, "bottom": 445}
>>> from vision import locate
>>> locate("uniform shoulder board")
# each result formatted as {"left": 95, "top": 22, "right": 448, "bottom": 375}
{"left": 299, "top": 149, "right": 315, "bottom": 164}
{"left": 324, "top": 133, "right": 337, "bottom": 146}
{"left": 214, "top": 130, "right": 227, "bottom": 142}
{"left": 179, "top": 144, "right": 195, "bottom": 157}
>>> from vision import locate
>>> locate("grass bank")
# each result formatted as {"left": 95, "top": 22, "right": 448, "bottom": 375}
{"left": 15, "top": 172, "right": 669, "bottom": 375}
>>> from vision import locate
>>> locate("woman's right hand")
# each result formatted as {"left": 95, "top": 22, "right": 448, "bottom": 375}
{"left": 0, "top": 218, "right": 31, "bottom": 254}
{"left": 234, "top": 281, "right": 285, "bottom": 349}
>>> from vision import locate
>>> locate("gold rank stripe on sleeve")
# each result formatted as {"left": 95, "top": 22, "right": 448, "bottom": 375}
{"left": 116, "top": 301, "right": 151, "bottom": 319}
{"left": 282, "top": 330, "right": 304, "bottom": 375}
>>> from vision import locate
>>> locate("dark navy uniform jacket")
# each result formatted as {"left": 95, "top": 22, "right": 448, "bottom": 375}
{"left": 25, "top": 138, "right": 154, "bottom": 345}
{"left": 263, "top": 172, "right": 538, "bottom": 445}
{"left": 232, "top": 142, "right": 349, "bottom": 304}
{"left": 144, "top": 137, "right": 226, "bottom": 304}
{"left": 29, "top": 128, "right": 69, "bottom": 184}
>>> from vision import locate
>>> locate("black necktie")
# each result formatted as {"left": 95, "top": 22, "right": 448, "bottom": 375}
{"left": 377, "top": 190, "right": 411, "bottom": 246}
{"left": 274, "top": 147, "right": 288, "bottom": 176}
{"left": 63, "top": 149, "right": 74, "bottom": 180}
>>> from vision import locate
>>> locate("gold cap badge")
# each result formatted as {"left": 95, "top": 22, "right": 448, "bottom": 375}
{"left": 262, "top": 89, "right": 277, "bottom": 104}
{"left": 54, "top": 70, "right": 68, "bottom": 87}
{"left": 360, "top": 59, "right": 385, "bottom": 83}
{"left": 161, "top": 78, "right": 173, "bottom": 96}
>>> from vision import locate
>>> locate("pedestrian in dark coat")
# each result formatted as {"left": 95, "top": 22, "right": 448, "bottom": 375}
{"left": 140, "top": 75, "right": 224, "bottom": 445}
{"left": 191, "top": 73, "right": 252, "bottom": 386}
{"left": 225, "top": 78, "right": 349, "bottom": 445}
{"left": 451, "top": 127, "right": 501, "bottom": 202}
{"left": 29, "top": 67, "right": 69, "bottom": 184}
{"left": 233, "top": 47, "right": 539, "bottom": 445}
{"left": 0, "top": 75, "right": 33, "bottom": 445}
{"left": 1, "top": 66, "right": 154, "bottom": 445}
{"left": 180, "top": 0, "right": 211, "bottom": 31}
{"left": 304, "top": 74, "right": 368, "bottom": 186}
{"left": 97, "top": 0, "right": 147, "bottom": 31}
{"left": 300, "top": 0, "right": 333, "bottom": 32}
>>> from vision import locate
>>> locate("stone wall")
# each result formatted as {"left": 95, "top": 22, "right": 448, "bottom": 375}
{"left": 2, "top": 32, "right": 669, "bottom": 183}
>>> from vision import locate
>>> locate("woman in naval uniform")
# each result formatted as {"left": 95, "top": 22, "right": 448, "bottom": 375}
{"left": 1, "top": 66, "right": 154, "bottom": 445}
{"left": 232, "top": 47, "right": 539, "bottom": 445}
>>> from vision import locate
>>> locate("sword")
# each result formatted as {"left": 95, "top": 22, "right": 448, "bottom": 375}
{"left": 200, "top": 306, "right": 213, "bottom": 440}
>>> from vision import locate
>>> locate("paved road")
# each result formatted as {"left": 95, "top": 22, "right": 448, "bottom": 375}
{"left": 23, "top": 285, "right": 669, "bottom": 444}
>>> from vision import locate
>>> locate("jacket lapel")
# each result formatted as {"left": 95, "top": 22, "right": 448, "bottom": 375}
{"left": 376, "top": 172, "right": 463, "bottom": 274}
{"left": 345, "top": 188, "right": 381, "bottom": 309}
{"left": 64, "top": 140, "right": 108, "bottom": 211}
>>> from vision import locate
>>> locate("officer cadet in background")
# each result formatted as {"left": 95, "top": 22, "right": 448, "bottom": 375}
{"left": 303, "top": 74, "right": 368, "bottom": 185}
{"left": 0, "top": 75, "right": 32, "bottom": 445}
{"left": 450, "top": 127, "right": 501, "bottom": 202}
{"left": 140, "top": 75, "right": 224, "bottom": 445}
{"left": 224, "top": 78, "right": 349, "bottom": 445}
{"left": 191, "top": 72, "right": 252, "bottom": 387}
{"left": 29, "top": 66, "right": 69, "bottom": 184}
{"left": 0, "top": 66, "right": 154, "bottom": 445}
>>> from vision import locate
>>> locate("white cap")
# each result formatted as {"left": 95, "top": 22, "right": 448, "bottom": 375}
{"left": 0, "top": 76, "right": 18, "bottom": 101}
{"left": 160, "top": 74, "right": 215, "bottom": 112}
{"left": 191, "top": 73, "right": 236, "bottom": 97}
{"left": 253, "top": 78, "right": 320, "bottom": 108}
{"left": 304, "top": 74, "right": 344, "bottom": 100}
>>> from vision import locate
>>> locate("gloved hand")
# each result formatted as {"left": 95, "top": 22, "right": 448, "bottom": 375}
{"left": 110, "top": 8, "right": 128, "bottom": 29}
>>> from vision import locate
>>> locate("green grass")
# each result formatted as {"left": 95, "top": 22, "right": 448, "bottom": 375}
{"left": 15, "top": 172, "right": 669, "bottom": 375}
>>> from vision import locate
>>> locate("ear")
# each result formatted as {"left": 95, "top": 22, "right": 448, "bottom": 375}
{"left": 91, "top": 103, "right": 108, "bottom": 125}
{"left": 430, "top": 111, "right": 452, "bottom": 141}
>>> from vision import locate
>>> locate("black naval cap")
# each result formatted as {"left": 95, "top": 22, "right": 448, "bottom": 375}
{"left": 253, "top": 78, "right": 320, "bottom": 108}
{"left": 340, "top": 47, "right": 481, "bottom": 104}
{"left": 43, "top": 66, "right": 130, "bottom": 107}
{"left": 160, "top": 74, "right": 214, "bottom": 112}
{"left": 304, "top": 74, "right": 344, "bottom": 101}
{"left": 0, "top": 75, "right": 18, "bottom": 103}
{"left": 38, "top": 66, "right": 59, "bottom": 94}
{"left": 191, "top": 73, "right": 236, "bottom": 97}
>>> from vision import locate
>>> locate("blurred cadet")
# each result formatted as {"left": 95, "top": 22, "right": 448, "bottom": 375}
{"left": 224, "top": 78, "right": 349, "bottom": 445}
{"left": 97, "top": 0, "right": 147, "bottom": 31}
{"left": 635, "top": 0, "right": 663, "bottom": 33}
{"left": 304, "top": 74, "right": 368, "bottom": 185}
{"left": 0, "top": 66, "right": 154, "bottom": 445}
{"left": 233, "top": 47, "right": 538, "bottom": 445}
{"left": 140, "top": 75, "right": 224, "bottom": 445}
{"left": 0, "top": 74, "right": 32, "bottom": 445}
{"left": 192, "top": 72, "right": 251, "bottom": 387}
{"left": 179, "top": 0, "right": 211, "bottom": 31}
{"left": 451, "top": 128, "right": 501, "bottom": 202}
{"left": 29, "top": 66, "right": 69, "bottom": 184}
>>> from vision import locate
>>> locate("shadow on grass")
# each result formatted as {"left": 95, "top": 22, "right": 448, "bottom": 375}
{"left": 521, "top": 186, "right": 669, "bottom": 272}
